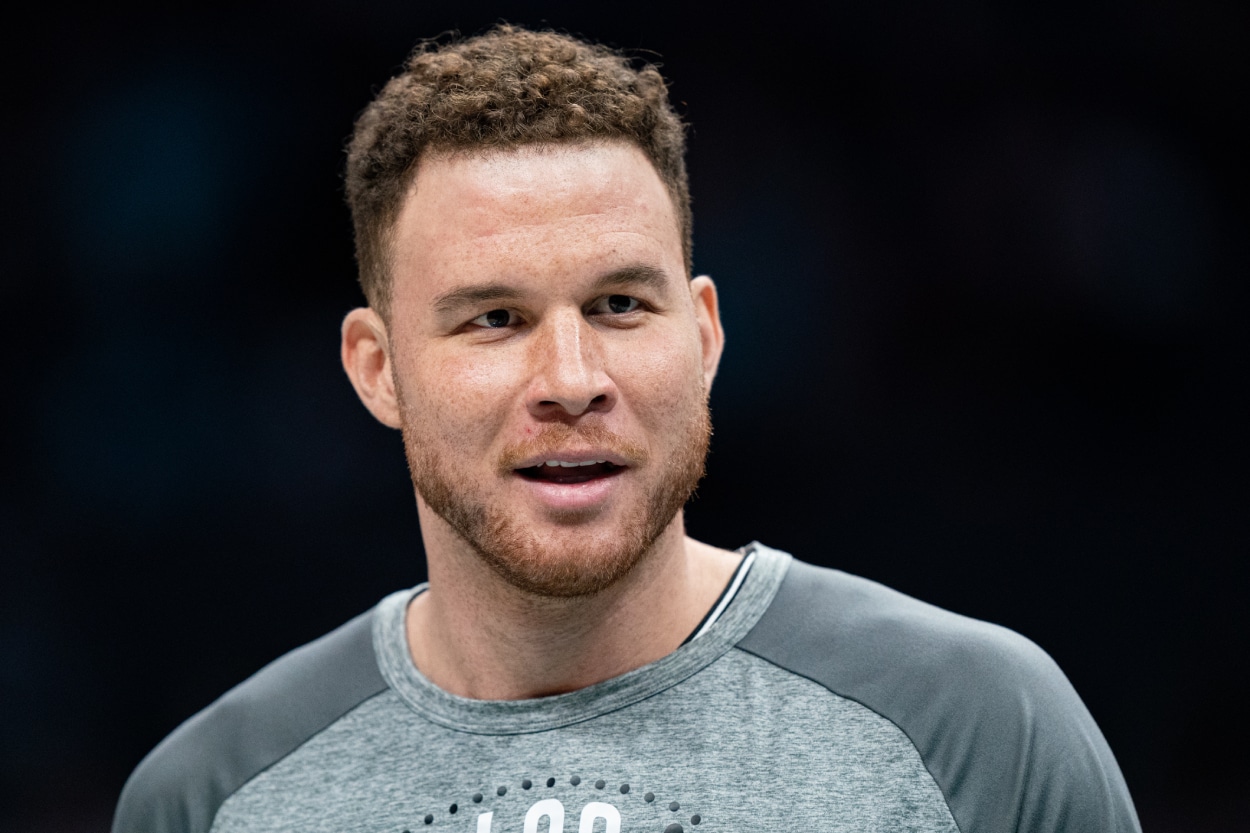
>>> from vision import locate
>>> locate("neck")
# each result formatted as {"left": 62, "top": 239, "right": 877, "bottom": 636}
{"left": 406, "top": 509, "right": 739, "bottom": 700}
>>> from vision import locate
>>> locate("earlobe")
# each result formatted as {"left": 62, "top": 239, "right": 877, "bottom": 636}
{"left": 690, "top": 275, "right": 725, "bottom": 390}
{"left": 340, "top": 308, "right": 402, "bottom": 429}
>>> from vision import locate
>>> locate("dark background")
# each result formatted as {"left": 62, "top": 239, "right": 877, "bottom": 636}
{"left": 3, "top": 1, "right": 1246, "bottom": 830}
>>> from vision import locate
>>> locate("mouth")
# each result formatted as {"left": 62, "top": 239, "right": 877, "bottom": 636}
{"left": 515, "top": 459, "right": 625, "bottom": 485}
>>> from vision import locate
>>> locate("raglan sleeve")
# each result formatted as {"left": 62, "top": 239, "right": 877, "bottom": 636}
{"left": 111, "top": 705, "right": 232, "bottom": 833}
{"left": 737, "top": 558, "right": 1141, "bottom": 833}
{"left": 905, "top": 620, "right": 1141, "bottom": 833}
{"left": 111, "top": 607, "right": 388, "bottom": 833}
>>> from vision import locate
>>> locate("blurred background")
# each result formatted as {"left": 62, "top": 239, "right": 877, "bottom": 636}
{"left": 2, "top": 0, "right": 1245, "bottom": 830}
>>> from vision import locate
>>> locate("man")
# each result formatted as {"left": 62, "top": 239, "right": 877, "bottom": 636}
{"left": 113, "top": 25, "right": 1140, "bottom": 833}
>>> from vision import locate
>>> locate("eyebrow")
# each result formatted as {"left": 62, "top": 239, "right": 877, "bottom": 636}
{"left": 590, "top": 264, "right": 671, "bottom": 295}
{"left": 432, "top": 284, "right": 522, "bottom": 315}
{"left": 430, "top": 264, "right": 674, "bottom": 315}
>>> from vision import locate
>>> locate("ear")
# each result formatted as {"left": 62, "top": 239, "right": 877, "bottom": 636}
{"left": 689, "top": 275, "right": 725, "bottom": 390}
{"left": 341, "top": 307, "right": 402, "bottom": 429}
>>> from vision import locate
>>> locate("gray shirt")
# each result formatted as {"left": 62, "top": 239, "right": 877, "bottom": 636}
{"left": 113, "top": 544, "right": 1140, "bottom": 833}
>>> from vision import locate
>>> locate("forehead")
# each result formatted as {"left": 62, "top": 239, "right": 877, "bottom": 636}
{"left": 389, "top": 142, "right": 684, "bottom": 302}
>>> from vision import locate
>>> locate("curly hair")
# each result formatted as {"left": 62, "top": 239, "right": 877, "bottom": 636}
{"left": 344, "top": 25, "right": 691, "bottom": 318}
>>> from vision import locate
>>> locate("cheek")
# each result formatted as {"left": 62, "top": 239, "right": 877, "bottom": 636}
{"left": 402, "top": 350, "right": 524, "bottom": 444}
{"left": 609, "top": 330, "right": 706, "bottom": 426}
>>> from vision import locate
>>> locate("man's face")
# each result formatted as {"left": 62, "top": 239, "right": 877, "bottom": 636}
{"left": 383, "top": 141, "right": 722, "bottom": 597}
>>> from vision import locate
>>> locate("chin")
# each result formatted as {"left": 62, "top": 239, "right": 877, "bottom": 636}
{"left": 473, "top": 524, "right": 661, "bottom": 599}
{"left": 421, "top": 475, "right": 677, "bottom": 598}
{"left": 412, "top": 463, "right": 692, "bottom": 598}
{"left": 402, "top": 391, "right": 711, "bottom": 599}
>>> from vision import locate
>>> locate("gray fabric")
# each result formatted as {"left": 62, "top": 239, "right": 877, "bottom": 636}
{"left": 737, "top": 558, "right": 1141, "bottom": 833}
{"left": 112, "top": 609, "right": 387, "bottom": 833}
{"left": 208, "top": 547, "right": 960, "bottom": 833}
{"left": 368, "top": 545, "right": 785, "bottom": 736}
{"left": 212, "top": 647, "right": 957, "bottom": 833}
{"left": 114, "top": 544, "right": 1139, "bottom": 833}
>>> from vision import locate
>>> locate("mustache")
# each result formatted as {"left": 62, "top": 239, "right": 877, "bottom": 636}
{"left": 498, "top": 422, "right": 648, "bottom": 473}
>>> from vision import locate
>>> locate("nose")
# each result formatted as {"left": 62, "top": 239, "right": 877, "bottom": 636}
{"left": 526, "top": 308, "right": 615, "bottom": 419}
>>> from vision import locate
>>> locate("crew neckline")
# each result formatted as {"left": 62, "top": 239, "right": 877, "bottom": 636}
{"left": 681, "top": 547, "right": 756, "bottom": 645}
{"left": 372, "top": 542, "right": 791, "bottom": 735}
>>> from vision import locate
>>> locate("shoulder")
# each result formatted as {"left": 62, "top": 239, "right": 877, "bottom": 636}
{"left": 740, "top": 557, "right": 1056, "bottom": 695}
{"left": 738, "top": 555, "right": 1140, "bottom": 833}
{"left": 112, "top": 606, "right": 389, "bottom": 833}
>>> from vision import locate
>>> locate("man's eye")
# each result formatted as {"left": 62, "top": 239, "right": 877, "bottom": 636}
{"left": 600, "top": 295, "right": 641, "bottom": 314}
{"left": 470, "top": 309, "right": 515, "bottom": 329}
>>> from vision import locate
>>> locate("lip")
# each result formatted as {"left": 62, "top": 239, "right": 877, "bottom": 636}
{"left": 511, "top": 449, "right": 632, "bottom": 470}
{"left": 510, "top": 461, "right": 628, "bottom": 512}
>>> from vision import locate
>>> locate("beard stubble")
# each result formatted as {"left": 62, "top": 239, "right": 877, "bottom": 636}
{"left": 401, "top": 394, "right": 711, "bottom": 599}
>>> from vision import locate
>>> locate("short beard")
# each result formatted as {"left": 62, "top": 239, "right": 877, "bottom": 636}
{"left": 402, "top": 398, "right": 711, "bottom": 599}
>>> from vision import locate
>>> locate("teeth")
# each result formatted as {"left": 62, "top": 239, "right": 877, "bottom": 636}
{"left": 542, "top": 460, "right": 608, "bottom": 468}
